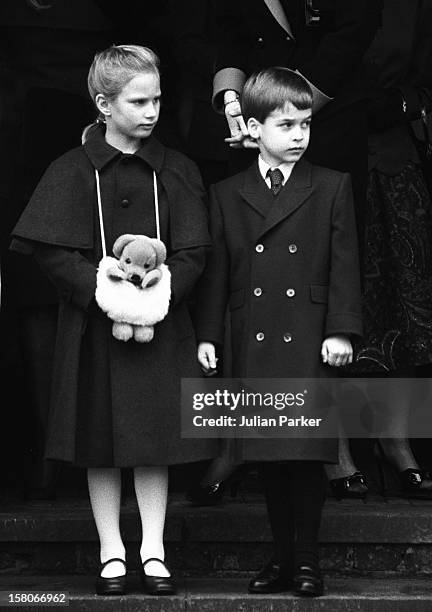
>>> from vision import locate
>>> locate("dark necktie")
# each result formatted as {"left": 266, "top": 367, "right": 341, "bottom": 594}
{"left": 267, "top": 168, "right": 284, "bottom": 196}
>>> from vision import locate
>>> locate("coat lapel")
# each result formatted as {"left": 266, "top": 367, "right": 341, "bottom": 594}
{"left": 238, "top": 161, "right": 275, "bottom": 218}
{"left": 263, "top": 0, "right": 295, "bottom": 39}
{"left": 259, "top": 158, "right": 313, "bottom": 238}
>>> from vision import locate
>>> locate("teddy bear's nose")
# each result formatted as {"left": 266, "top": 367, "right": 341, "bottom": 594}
{"left": 130, "top": 273, "right": 142, "bottom": 285}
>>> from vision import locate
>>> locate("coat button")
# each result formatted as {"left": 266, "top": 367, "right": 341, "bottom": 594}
{"left": 256, "top": 244, "right": 264, "bottom": 253}
{"left": 286, "top": 288, "right": 295, "bottom": 298}
{"left": 254, "top": 287, "right": 263, "bottom": 297}
{"left": 121, "top": 198, "right": 130, "bottom": 208}
{"left": 288, "top": 244, "right": 297, "bottom": 253}
{"left": 283, "top": 332, "right": 292, "bottom": 343}
{"left": 256, "top": 332, "right": 265, "bottom": 342}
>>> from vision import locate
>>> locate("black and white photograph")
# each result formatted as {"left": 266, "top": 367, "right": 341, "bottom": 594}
{"left": 0, "top": 1, "right": 432, "bottom": 610}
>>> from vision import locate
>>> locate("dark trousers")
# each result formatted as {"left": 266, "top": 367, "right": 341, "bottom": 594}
{"left": 262, "top": 461, "right": 326, "bottom": 571}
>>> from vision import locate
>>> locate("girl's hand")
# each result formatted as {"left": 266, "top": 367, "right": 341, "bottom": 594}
{"left": 321, "top": 335, "right": 353, "bottom": 367}
{"left": 198, "top": 342, "right": 218, "bottom": 371}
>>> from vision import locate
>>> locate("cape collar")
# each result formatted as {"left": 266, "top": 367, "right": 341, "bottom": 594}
{"left": 83, "top": 124, "right": 165, "bottom": 173}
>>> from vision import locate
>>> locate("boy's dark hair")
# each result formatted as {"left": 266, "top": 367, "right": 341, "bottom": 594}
{"left": 242, "top": 67, "right": 313, "bottom": 123}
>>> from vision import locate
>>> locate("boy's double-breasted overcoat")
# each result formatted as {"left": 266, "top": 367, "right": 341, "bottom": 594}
{"left": 11, "top": 129, "right": 217, "bottom": 467}
{"left": 195, "top": 158, "right": 363, "bottom": 462}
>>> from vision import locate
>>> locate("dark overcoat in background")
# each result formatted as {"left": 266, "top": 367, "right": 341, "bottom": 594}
{"left": 195, "top": 158, "right": 363, "bottom": 462}
{"left": 212, "top": 0, "right": 384, "bottom": 207}
{"left": 169, "top": 0, "right": 230, "bottom": 186}
{"left": 11, "top": 130, "right": 217, "bottom": 467}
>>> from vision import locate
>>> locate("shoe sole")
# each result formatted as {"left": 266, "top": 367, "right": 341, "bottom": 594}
{"left": 248, "top": 582, "right": 292, "bottom": 594}
{"left": 292, "top": 584, "right": 324, "bottom": 597}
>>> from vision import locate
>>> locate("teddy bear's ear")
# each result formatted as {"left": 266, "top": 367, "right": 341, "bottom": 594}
{"left": 150, "top": 239, "right": 167, "bottom": 266}
{"left": 112, "top": 234, "right": 136, "bottom": 257}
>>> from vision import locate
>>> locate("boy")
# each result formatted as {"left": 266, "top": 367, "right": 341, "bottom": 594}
{"left": 195, "top": 68, "right": 362, "bottom": 596}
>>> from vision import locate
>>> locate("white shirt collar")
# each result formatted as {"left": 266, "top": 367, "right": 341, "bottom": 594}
{"left": 258, "top": 155, "right": 294, "bottom": 188}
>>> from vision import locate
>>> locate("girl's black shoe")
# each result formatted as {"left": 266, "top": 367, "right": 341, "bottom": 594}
{"left": 329, "top": 471, "right": 368, "bottom": 500}
{"left": 292, "top": 565, "right": 324, "bottom": 597}
{"left": 140, "top": 558, "right": 176, "bottom": 595}
{"left": 95, "top": 558, "right": 126, "bottom": 596}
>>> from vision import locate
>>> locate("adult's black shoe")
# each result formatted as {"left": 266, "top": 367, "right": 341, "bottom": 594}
{"left": 329, "top": 471, "right": 368, "bottom": 500}
{"left": 292, "top": 565, "right": 324, "bottom": 597}
{"left": 186, "top": 482, "right": 225, "bottom": 506}
{"left": 248, "top": 560, "right": 291, "bottom": 594}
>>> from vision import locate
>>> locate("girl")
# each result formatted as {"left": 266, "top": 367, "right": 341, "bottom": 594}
{"left": 10, "top": 44, "right": 215, "bottom": 596}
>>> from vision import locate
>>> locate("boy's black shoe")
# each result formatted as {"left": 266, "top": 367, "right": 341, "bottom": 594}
{"left": 292, "top": 565, "right": 324, "bottom": 597}
{"left": 248, "top": 560, "right": 292, "bottom": 593}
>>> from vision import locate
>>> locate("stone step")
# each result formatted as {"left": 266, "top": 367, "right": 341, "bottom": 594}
{"left": 2, "top": 495, "right": 432, "bottom": 577}
{"left": 2, "top": 495, "right": 431, "bottom": 544}
{"left": 1, "top": 575, "right": 432, "bottom": 611}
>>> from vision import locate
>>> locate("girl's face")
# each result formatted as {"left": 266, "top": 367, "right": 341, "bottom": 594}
{"left": 100, "top": 72, "right": 161, "bottom": 150}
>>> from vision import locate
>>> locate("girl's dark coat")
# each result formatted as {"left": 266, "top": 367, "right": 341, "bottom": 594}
{"left": 195, "top": 158, "right": 363, "bottom": 462}
{"left": 11, "top": 131, "right": 217, "bottom": 466}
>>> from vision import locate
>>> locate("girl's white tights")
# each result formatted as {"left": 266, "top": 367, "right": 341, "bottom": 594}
{"left": 87, "top": 466, "right": 169, "bottom": 578}
{"left": 87, "top": 468, "right": 126, "bottom": 578}
{"left": 134, "top": 466, "right": 170, "bottom": 577}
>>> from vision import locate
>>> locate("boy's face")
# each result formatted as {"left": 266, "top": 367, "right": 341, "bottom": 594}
{"left": 248, "top": 102, "right": 312, "bottom": 167}
{"left": 97, "top": 72, "right": 161, "bottom": 147}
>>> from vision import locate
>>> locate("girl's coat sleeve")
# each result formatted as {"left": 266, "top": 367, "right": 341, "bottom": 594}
{"left": 33, "top": 245, "right": 97, "bottom": 311}
{"left": 163, "top": 152, "right": 212, "bottom": 305}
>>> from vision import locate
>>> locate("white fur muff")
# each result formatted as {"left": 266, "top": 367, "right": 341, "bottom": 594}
{"left": 96, "top": 256, "right": 171, "bottom": 342}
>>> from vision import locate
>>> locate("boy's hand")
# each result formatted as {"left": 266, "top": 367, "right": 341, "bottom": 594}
{"left": 321, "top": 335, "right": 353, "bottom": 367}
{"left": 198, "top": 342, "right": 218, "bottom": 372}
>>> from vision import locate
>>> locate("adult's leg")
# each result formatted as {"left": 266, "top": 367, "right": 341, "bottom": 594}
{"left": 325, "top": 432, "right": 358, "bottom": 480}
{"left": 377, "top": 368, "right": 422, "bottom": 469}
{"left": 373, "top": 369, "right": 432, "bottom": 494}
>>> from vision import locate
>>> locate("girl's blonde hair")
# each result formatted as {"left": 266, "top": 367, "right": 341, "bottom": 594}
{"left": 82, "top": 44, "right": 160, "bottom": 143}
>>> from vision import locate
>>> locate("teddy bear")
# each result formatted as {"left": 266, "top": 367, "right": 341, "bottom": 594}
{"left": 95, "top": 234, "right": 171, "bottom": 342}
